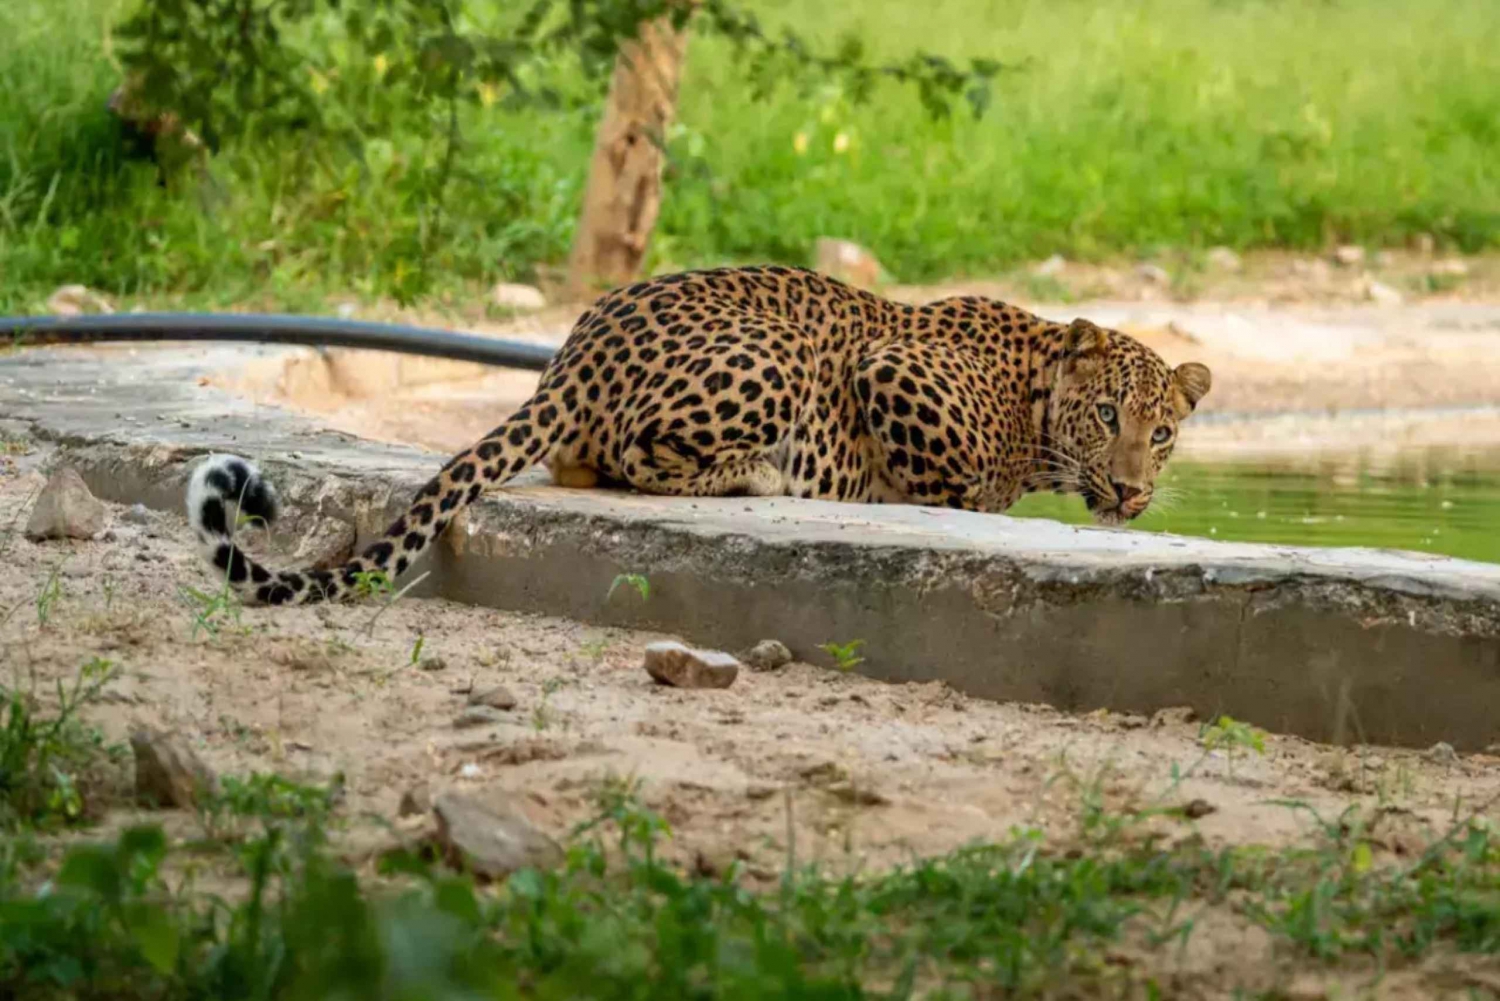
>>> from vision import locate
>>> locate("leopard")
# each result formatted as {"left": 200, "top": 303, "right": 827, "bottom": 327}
{"left": 186, "top": 265, "right": 1212, "bottom": 606}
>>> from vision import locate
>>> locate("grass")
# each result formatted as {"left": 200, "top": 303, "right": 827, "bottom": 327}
{"left": 1, "top": 765, "right": 1497, "bottom": 999}
{"left": 3, "top": 0, "right": 1498, "bottom": 312}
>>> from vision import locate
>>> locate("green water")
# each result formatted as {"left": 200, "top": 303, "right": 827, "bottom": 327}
{"left": 1006, "top": 446, "right": 1500, "bottom": 565}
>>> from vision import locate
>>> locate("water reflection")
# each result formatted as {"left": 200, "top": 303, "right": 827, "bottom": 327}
{"left": 1006, "top": 444, "right": 1500, "bottom": 565}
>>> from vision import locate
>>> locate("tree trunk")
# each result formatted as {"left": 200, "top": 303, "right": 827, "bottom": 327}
{"left": 565, "top": 17, "right": 688, "bottom": 297}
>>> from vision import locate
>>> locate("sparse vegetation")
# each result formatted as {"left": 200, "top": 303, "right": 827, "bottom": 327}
{"left": 819, "top": 638, "right": 866, "bottom": 671}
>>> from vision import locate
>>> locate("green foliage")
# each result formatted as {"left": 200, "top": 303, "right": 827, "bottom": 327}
{"left": 2, "top": 773, "right": 1497, "bottom": 998}
{"left": 606, "top": 572, "right": 650, "bottom": 603}
{"left": 818, "top": 637, "right": 865, "bottom": 671}
{"left": 0, "top": 657, "right": 123, "bottom": 831}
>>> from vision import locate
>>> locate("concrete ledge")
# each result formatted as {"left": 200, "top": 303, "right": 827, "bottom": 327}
{"left": 4, "top": 344, "right": 1500, "bottom": 751}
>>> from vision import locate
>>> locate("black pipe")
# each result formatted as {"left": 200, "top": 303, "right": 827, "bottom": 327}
{"left": 0, "top": 312, "right": 559, "bottom": 371}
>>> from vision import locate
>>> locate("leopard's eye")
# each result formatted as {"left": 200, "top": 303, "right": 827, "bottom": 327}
{"left": 1097, "top": 403, "right": 1118, "bottom": 426}
{"left": 1152, "top": 425, "right": 1173, "bottom": 445}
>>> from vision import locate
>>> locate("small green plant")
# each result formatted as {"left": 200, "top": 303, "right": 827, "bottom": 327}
{"left": 532, "top": 677, "right": 565, "bottom": 733}
{"left": 34, "top": 561, "right": 64, "bottom": 626}
{"left": 350, "top": 569, "right": 394, "bottom": 600}
{"left": 1200, "top": 714, "right": 1268, "bottom": 778}
{"left": 818, "top": 638, "right": 866, "bottom": 672}
{"left": 607, "top": 573, "right": 651, "bottom": 603}
{"left": 179, "top": 580, "right": 243, "bottom": 639}
{"left": 0, "top": 656, "right": 122, "bottom": 831}
{"left": 409, "top": 634, "right": 426, "bottom": 665}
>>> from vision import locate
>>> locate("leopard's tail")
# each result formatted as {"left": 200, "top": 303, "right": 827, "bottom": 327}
{"left": 186, "top": 402, "right": 562, "bottom": 606}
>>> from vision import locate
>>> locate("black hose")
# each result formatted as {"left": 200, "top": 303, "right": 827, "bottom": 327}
{"left": 0, "top": 312, "right": 559, "bottom": 371}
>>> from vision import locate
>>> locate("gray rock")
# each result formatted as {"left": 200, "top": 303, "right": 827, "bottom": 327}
{"left": 1032, "top": 254, "right": 1067, "bottom": 278}
{"left": 1425, "top": 741, "right": 1457, "bottom": 764}
{"left": 492, "top": 283, "right": 547, "bottom": 312}
{"left": 1333, "top": 244, "right": 1366, "bottom": 267}
{"left": 419, "top": 656, "right": 447, "bottom": 672}
{"left": 130, "top": 728, "right": 217, "bottom": 809}
{"left": 468, "top": 685, "right": 519, "bottom": 710}
{"left": 744, "top": 639, "right": 793, "bottom": 672}
{"left": 453, "top": 705, "right": 508, "bottom": 729}
{"left": 433, "top": 791, "right": 563, "bottom": 880}
{"left": 46, "top": 284, "right": 113, "bottom": 317}
{"left": 121, "top": 503, "right": 152, "bottom": 525}
{"left": 644, "top": 640, "right": 740, "bottom": 689}
{"left": 1205, "top": 246, "right": 1242, "bottom": 272}
{"left": 1136, "top": 263, "right": 1171, "bottom": 285}
{"left": 25, "top": 467, "right": 107, "bottom": 540}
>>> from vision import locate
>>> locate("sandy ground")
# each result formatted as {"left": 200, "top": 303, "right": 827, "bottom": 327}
{"left": 5, "top": 453, "right": 1499, "bottom": 871}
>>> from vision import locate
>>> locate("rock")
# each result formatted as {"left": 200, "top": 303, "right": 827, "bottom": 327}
{"left": 290, "top": 516, "right": 356, "bottom": 570}
{"left": 492, "top": 283, "right": 547, "bottom": 312}
{"left": 419, "top": 656, "right": 447, "bottom": 672}
{"left": 46, "top": 284, "right": 113, "bottom": 317}
{"left": 453, "top": 706, "right": 508, "bottom": 729}
{"left": 1413, "top": 233, "right": 1435, "bottom": 255}
{"left": 398, "top": 783, "right": 432, "bottom": 818}
{"left": 121, "top": 503, "right": 152, "bottom": 525}
{"left": 1205, "top": 246, "right": 1242, "bottom": 272}
{"left": 1363, "top": 278, "right": 1404, "bottom": 306}
{"left": 1135, "top": 263, "right": 1170, "bottom": 285}
{"left": 1290, "top": 258, "right": 1332, "bottom": 282}
{"left": 643, "top": 640, "right": 740, "bottom": 689}
{"left": 1424, "top": 741, "right": 1457, "bottom": 764}
{"left": 1181, "top": 798, "right": 1217, "bottom": 819}
{"left": 25, "top": 467, "right": 108, "bottom": 540}
{"left": 1151, "top": 705, "right": 1198, "bottom": 728}
{"left": 130, "top": 728, "right": 217, "bottom": 809}
{"left": 433, "top": 791, "right": 563, "bottom": 880}
{"left": 814, "top": 238, "right": 886, "bottom": 288}
{"left": 1333, "top": 244, "right": 1366, "bottom": 267}
{"left": 744, "top": 639, "right": 793, "bottom": 672}
{"left": 1032, "top": 254, "right": 1067, "bottom": 278}
{"left": 1431, "top": 258, "right": 1470, "bottom": 277}
{"left": 468, "top": 685, "right": 519, "bottom": 711}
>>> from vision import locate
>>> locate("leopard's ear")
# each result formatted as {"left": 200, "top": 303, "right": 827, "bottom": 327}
{"left": 1064, "top": 318, "right": 1109, "bottom": 358}
{"left": 1173, "top": 362, "right": 1212, "bottom": 411}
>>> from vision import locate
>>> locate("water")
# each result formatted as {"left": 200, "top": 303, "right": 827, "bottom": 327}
{"left": 1005, "top": 444, "right": 1500, "bottom": 565}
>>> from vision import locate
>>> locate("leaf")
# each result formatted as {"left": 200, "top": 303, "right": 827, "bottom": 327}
{"left": 127, "top": 903, "right": 181, "bottom": 974}
{"left": 1350, "top": 842, "right": 1373, "bottom": 875}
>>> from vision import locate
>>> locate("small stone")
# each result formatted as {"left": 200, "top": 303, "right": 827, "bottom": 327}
{"left": 468, "top": 685, "right": 518, "bottom": 711}
{"left": 1032, "top": 254, "right": 1067, "bottom": 278}
{"left": 1431, "top": 258, "right": 1470, "bottom": 277}
{"left": 398, "top": 783, "right": 432, "bottom": 817}
{"left": 419, "top": 655, "right": 447, "bottom": 672}
{"left": 814, "top": 237, "right": 886, "bottom": 288}
{"left": 453, "top": 706, "right": 507, "bottom": 729}
{"left": 1290, "top": 258, "right": 1332, "bottom": 281}
{"left": 290, "top": 515, "right": 356, "bottom": 570}
{"left": 1413, "top": 233, "right": 1436, "bottom": 255}
{"left": 46, "top": 284, "right": 113, "bottom": 317}
{"left": 1136, "top": 263, "right": 1170, "bottom": 285}
{"left": 130, "top": 728, "right": 217, "bottom": 809}
{"left": 1333, "top": 244, "right": 1366, "bottom": 267}
{"left": 643, "top": 640, "right": 740, "bottom": 689}
{"left": 1181, "top": 798, "right": 1217, "bottom": 819}
{"left": 433, "top": 791, "right": 564, "bottom": 880}
{"left": 121, "top": 503, "right": 152, "bottom": 525}
{"left": 25, "top": 467, "right": 108, "bottom": 540}
{"left": 1424, "top": 741, "right": 1457, "bottom": 764}
{"left": 1205, "top": 246, "right": 1242, "bottom": 272}
{"left": 744, "top": 639, "right": 793, "bottom": 672}
{"left": 492, "top": 283, "right": 547, "bottom": 312}
{"left": 1151, "top": 705, "right": 1198, "bottom": 728}
{"left": 1363, "top": 278, "right": 1404, "bottom": 306}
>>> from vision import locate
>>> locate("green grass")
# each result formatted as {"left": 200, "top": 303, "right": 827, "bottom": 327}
{"left": 2, "top": 770, "right": 1497, "bottom": 999}
{"left": 2, "top": 0, "right": 1499, "bottom": 311}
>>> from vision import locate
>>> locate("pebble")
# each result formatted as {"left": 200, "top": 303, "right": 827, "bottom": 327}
{"left": 643, "top": 640, "right": 741, "bottom": 689}
{"left": 1333, "top": 244, "right": 1366, "bottom": 267}
{"left": 25, "top": 467, "right": 108, "bottom": 540}
{"left": 468, "top": 685, "right": 519, "bottom": 711}
{"left": 130, "top": 727, "right": 218, "bottom": 809}
{"left": 1424, "top": 741, "right": 1457, "bottom": 764}
{"left": 121, "top": 503, "right": 152, "bottom": 525}
{"left": 491, "top": 283, "right": 547, "bottom": 312}
{"left": 744, "top": 639, "right": 793, "bottom": 672}
{"left": 433, "top": 791, "right": 564, "bottom": 880}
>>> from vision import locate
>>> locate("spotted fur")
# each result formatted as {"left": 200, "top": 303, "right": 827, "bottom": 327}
{"left": 187, "top": 265, "right": 1211, "bottom": 605}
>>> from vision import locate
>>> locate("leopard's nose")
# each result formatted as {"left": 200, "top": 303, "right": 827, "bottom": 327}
{"left": 1112, "top": 481, "right": 1144, "bottom": 504}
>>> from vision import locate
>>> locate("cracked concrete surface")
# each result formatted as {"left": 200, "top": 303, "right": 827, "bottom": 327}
{"left": 3, "top": 342, "right": 1499, "bottom": 751}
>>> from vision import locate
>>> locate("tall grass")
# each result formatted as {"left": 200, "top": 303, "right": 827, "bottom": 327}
{"left": 1, "top": 0, "right": 1497, "bottom": 310}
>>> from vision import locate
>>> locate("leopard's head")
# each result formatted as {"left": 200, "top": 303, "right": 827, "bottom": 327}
{"left": 1043, "top": 319, "right": 1212, "bottom": 526}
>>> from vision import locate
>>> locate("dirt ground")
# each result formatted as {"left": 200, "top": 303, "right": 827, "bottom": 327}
{"left": 5, "top": 454, "right": 1499, "bottom": 863}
